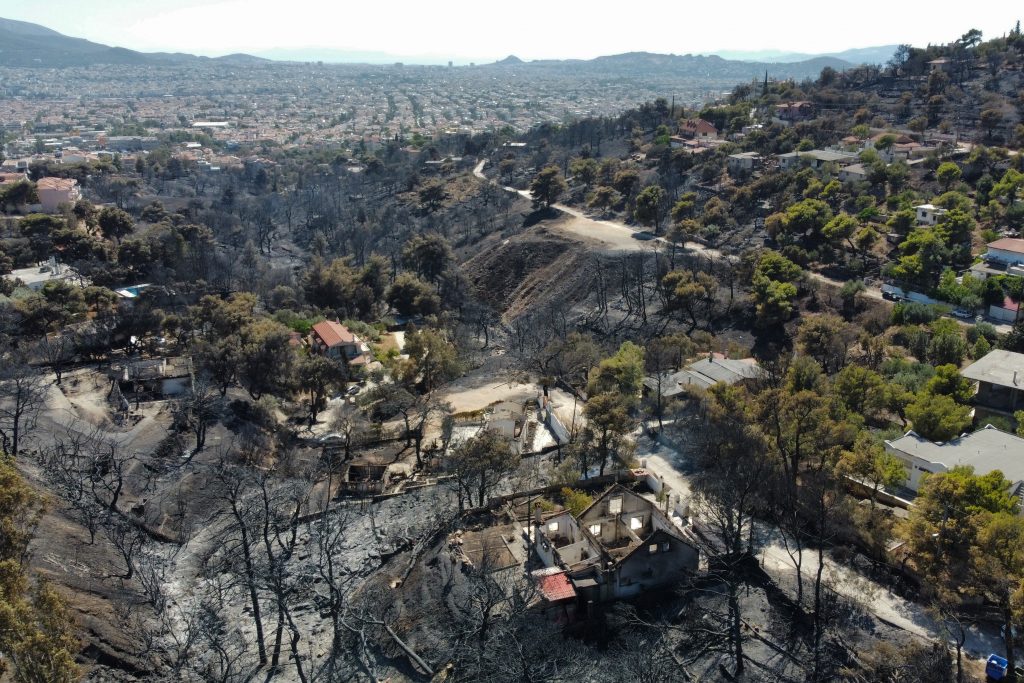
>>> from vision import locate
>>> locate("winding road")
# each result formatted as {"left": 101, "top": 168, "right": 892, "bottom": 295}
{"left": 474, "top": 159, "right": 886, "bottom": 300}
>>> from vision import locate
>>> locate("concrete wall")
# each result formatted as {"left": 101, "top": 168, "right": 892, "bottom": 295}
{"left": 544, "top": 407, "right": 571, "bottom": 445}
{"left": 989, "top": 304, "right": 1021, "bottom": 324}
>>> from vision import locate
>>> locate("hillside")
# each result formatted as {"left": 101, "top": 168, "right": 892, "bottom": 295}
{"left": 0, "top": 15, "right": 841, "bottom": 80}
{"left": 488, "top": 51, "right": 853, "bottom": 83}
{"left": 0, "top": 16, "right": 266, "bottom": 67}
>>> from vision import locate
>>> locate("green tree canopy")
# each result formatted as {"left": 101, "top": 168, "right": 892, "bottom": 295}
{"left": 906, "top": 391, "right": 972, "bottom": 442}
{"left": 530, "top": 166, "right": 567, "bottom": 209}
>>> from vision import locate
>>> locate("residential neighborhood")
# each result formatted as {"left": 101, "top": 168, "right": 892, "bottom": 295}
{"left": 2, "top": 9, "right": 1024, "bottom": 683}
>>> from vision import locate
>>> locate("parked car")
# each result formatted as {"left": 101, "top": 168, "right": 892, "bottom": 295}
{"left": 952, "top": 308, "right": 973, "bottom": 319}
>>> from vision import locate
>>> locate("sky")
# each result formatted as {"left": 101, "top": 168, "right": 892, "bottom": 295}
{"left": 0, "top": 0, "right": 1020, "bottom": 63}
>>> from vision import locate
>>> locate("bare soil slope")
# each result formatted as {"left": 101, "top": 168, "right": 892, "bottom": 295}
{"left": 461, "top": 223, "right": 599, "bottom": 322}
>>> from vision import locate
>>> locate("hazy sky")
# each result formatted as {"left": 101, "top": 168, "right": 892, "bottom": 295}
{"left": 0, "top": 0, "right": 1020, "bottom": 62}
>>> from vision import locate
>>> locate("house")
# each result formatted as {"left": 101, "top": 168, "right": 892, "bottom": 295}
{"left": 0, "top": 170, "right": 29, "bottom": 189}
{"left": 961, "top": 349, "right": 1024, "bottom": 413}
{"left": 839, "top": 163, "right": 869, "bottom": 183}
{"left": 0, "top": 158, "right": 31, "bottom": 173}
{"left": 115, "top": 357, "right": 193, "bottom": 399}
{"left": 989, "top": 297, "right": 1023, "bottom": 325}
{"left": 669, "top": 137, "right": 718, "bottom": 155}
{"left": 774, "top": 101, "right": 815, "bottom": 123}
{"left": 983, "top": 238, "right": 1024, "bottom": 274}
{"left": 309, "top": 321, "right": 371, "bottom": 366}
{"left": 864, "top": 133, "right": 921, "bottom": 161}
{"left": 678, "top": 119, "right": 718, "bottom": 141}
{"left": 885, "top": 425, "right": 1024, "bottom": 493}
{"left": 488, "top": 400, "right": 533, "bottom": 454}
{"left": 928, "top": 57, "right": 951, "bottom": 73}
{"left": 913, "top": 203, "right": 948, "bottom": 226}
{"left": 531, "top": 567, "right": 578, "bottom": 624}
{"left": 727, "top": 152, "right": 761, "bottom": 175}
{"left": 777, "top": 149, "right": 858, "bottom": 171}
{"left": 340, "top": 462, "right": 392, "bottom": 495}
{"left": 644, "top": 354, "right": 763, "bottom": 398}
{"left": 36, "top": 177, "right": 81, "bottom": 213}
{"left": 532, "top": 485, "right": 699, "bottom": 602}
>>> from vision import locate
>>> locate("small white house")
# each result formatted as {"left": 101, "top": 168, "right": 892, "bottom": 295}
{"left": 727, "top": 152, "right": 761, "bottom": 175}
{"left": 914, "top": 203, "right": 948, "bottom": 226}
{"left": 839, "top": 163, "right": 868, "bottom": 183}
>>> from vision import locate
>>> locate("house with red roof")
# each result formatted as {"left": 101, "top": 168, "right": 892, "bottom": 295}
{"left": 309, "top": 320, "right": 371, "bottom": 366}
{"left": 677, "top": 118, "right": 718, "bottom": 141}
{"left": 36, "top": 177, "right": 81, "bottom": 213}
{"left": 775, "top": 101, "right": 815, "bottom": 123}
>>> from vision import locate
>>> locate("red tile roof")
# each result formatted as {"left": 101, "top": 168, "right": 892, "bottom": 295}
{"left": 311, "top": 321, "right": 356, "bottom": 348}
{"left": 0, "top": 172, "right": 27, "bottom": 185}
{"left": 36, "top": 177, "right": 78, "bottom": 191}
{"left": 679, "top": 119, "right": 717, "bottom": 136}
{"left": 988, "top": 238, "right": 1024, "bottom": 253}
{"left": 537, "top": 571, "right": 576, "bottom": 602}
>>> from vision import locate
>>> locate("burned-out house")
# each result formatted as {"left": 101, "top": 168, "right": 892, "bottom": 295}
{"left": 340, "top": 461, "right": 392, "bottom": 495}
{"left": 488, "top": 400, "right": 535, "bottom": 454}
{"left": 110, "top": 357, "right": 193, "bottom": 406}
{"left": 532, "top": 485, "right": 699, "bottom": 602}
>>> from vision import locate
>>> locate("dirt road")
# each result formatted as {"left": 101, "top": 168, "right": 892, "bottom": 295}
{"left": 474, "top": 160, "right": 886, "bottom": 301}
{"left": 634, "top": 429, "right": 1002, "bottom": 661}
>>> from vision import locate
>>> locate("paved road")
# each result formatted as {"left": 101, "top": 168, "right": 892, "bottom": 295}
{"left": 474, "top": 160, "right": 886, "bottom": 301}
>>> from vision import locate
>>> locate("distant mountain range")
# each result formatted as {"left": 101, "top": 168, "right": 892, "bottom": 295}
{"left": 707, "top": 45, "right": 900, "bottom": 66}
{"left": 0, "top": 17, "right": 267, "bottom": 67}
{"left": 478, "top": 52, "right": 854, "bottom": 83}
{"left": 0, "top": 15, "right": 888, "bottom": 82}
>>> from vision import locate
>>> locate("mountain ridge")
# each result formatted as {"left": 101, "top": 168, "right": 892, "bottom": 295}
{"left": 0, "top": 16, "right": 268, "bottom": 67}
{"left": 0, "top": 15, "right": 860, "bottom": 80}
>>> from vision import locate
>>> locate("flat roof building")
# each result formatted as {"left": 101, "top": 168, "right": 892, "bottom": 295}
{"left": 961, "top": 349, "right": 1024, "bottom": 413}
{"left": 885, "top": 425, "right": 1024, "bottom": 493}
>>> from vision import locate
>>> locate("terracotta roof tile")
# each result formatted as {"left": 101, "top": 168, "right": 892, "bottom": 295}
{"left": 537, "top": 571, "right": 576, "bottom": 602}
{"left": 36, "top": 177, "right": 78, "bottom": 191}
{"left": 311, "top": 321, "right": 355, "bottom": 347}
{"left": 988, "top": 238, "right": 1024, "bottom": 253}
